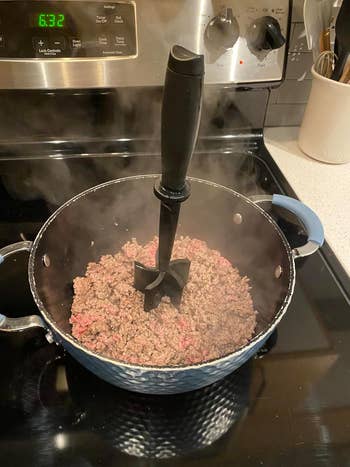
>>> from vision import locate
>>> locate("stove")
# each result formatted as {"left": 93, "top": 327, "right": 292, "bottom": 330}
{"left": 1, "top": 139, "right": 350, "bottom": 466}
{"left": 1, "top": 1, "right": 350, "bottom": 466}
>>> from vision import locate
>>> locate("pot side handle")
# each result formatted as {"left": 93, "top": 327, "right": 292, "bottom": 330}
{"left": 250, "top": 194, "right": 324, "bottom": 258}
{"left": 0, "top": 241, "right": 47, "bottom": 333}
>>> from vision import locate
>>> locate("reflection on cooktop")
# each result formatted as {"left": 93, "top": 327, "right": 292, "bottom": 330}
{"left": 0, "top": 339, "right": 263, "bottom": 464}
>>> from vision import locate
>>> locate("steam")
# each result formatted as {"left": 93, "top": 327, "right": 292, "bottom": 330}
{"left": 0, "top": 62, "right": 283, "bottom": 339}
{"left": 0, "top": 84, "right": 265, "bottom": 207}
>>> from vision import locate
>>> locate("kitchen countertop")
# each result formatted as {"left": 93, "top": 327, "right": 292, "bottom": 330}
{"left": 264, "top": 126, "right": 350, "bottom": 278}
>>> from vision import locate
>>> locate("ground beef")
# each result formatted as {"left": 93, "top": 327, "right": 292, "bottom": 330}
{"left": 70, "top": 237, "right": 256, "bottom": 366}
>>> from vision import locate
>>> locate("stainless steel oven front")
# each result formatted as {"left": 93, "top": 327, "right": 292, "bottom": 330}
{"left": 0, "top": 0, "right": 290, "bottom": 89}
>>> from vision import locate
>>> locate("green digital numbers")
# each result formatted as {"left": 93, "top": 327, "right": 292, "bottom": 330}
{"left": 38, "top": 13, "right": 47, "bottom": 27}
{"left": 56, "top": 14, "right": 65, "bottom": 27}
{"left": 37, "top": 13, "right": 65, "bottom": 28}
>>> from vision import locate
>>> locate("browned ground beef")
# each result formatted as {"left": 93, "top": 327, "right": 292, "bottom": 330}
{"left": 70, "top": 237, "right": 256, "bottom": 366}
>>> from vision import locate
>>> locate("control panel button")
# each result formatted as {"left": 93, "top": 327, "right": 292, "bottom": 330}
{"left": 114, "top": 35, "right": 126, "bottom": 46}
{"left": 0, "top": 33, "right": 4, "bottom": 48}
{"left": 97, "top": 35, "right": 109, "bottom": 46}
{"left": 111, "top": 14, "right": 124, "bottom": 24}
{"left": 32, "top": 37, "right": 49, "bottom": 50}
{"left": 96, "top": 14, "right": 108, "bottom": 24}
{"left": 71, "top": 38, "right": 82, "bottom": 49}
{"left": 51, "top": 37, "right": 66, "bottom": 50}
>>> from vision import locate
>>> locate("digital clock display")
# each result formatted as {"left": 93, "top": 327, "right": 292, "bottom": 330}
{"left": 34, "top": 13, "right": 65, "bottom": 28}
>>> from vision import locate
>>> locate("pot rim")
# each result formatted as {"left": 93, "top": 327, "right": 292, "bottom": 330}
{"left": 28, "top": 175, "right": 296, "bottom": 371}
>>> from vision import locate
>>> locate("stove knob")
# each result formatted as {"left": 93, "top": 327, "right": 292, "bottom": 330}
{"left": 248, "top": 16, "right": 286, "bottom": 51}
{"left": 205, "top": 8, "right": 240, "bottom": 50}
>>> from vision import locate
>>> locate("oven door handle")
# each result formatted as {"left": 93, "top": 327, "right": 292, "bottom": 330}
{"left": 0, "top": 241, "right": 47, "bottom": 333}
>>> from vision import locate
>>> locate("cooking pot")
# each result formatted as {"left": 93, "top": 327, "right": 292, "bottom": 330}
{"left": 0, "top": 174, "right": 324, "bottom": 394}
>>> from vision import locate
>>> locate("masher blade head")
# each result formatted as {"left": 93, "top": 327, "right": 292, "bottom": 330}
{"left": 133, "top": 259, "right": 190, "bottom": 312}
{"left": 134, "top": 262, "right": 159, "bottom": 292}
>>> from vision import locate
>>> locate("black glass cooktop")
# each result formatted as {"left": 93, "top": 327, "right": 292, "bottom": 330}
{"left": 0, "top": 144, "right": 350, "bottom": 467}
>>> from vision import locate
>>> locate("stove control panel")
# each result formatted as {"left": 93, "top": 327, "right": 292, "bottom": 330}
{"left": 0, "top": 1, "right": 137, "bottom": 58}
{"left": 0, "top": 0, "right": 290, "bottom": 89}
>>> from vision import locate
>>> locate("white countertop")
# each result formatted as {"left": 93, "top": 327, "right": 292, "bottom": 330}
{"left": 264, "top": 126, "right": 350, "bottom": 277}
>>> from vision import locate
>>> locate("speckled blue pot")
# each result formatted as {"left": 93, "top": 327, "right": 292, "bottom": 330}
{"left": 1, "top": 176, "right": 324, "bottom": 394}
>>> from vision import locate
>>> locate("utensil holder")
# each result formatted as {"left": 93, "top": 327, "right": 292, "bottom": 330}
{"left": 299, "top": 66, "right": 350, "bottom": 164}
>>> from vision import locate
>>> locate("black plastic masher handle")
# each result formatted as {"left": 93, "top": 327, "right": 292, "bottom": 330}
{"left": 160, "top": 45, "right": 205, "bottom": 193}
